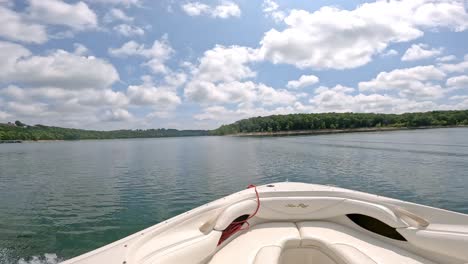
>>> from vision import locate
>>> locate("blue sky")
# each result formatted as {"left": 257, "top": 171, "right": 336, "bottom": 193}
{"left": 0, "top": 0, "right": 467, "bottom": 130}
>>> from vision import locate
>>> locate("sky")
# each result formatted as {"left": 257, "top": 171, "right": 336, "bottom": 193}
{"left": 0, "top": 0, "right": 467, "bottom": 130}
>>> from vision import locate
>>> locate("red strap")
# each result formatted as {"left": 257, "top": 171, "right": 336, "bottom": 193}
{"left": 217, "top": 184, "right": 260, "bottom": 245}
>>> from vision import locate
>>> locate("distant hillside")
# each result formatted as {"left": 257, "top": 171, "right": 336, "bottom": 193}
{"left": 211, "top": 110, "right": 468, "bottom": 135}
{"left": 0, "top": 122, "right": 209, "bottom": 141}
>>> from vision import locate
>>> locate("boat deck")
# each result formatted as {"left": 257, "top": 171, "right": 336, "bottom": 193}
{"left": 209, "top": 221, "right": 436, "bottom": 264}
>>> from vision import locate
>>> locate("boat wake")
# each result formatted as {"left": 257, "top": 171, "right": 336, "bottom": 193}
{"left": 0, "top": 249, "right": 61, "bottom": 264}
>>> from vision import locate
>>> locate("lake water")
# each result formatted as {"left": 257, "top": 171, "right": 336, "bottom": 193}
{"left": 1, "top": 128, "right": 468, "bottom": 263}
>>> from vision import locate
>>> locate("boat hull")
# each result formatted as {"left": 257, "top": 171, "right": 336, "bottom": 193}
{"left": 61, "top": 182, "right": 468, "bottom": 264}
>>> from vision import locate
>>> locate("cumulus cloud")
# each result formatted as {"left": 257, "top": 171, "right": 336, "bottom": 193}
{"left": 307, "top": 85, "right": 437, "bottom": 114}
{"left": 109, "top": 36, "right": 174, "bottom": 74}
{"left": 0, "top": 84, "right": 132, "bottom": 128}
{"left": 381, "top": 49, "right": 399, "bottom": 57}
{"left": 101, "top": 108, "right": 132, "bottom": 122}
{"left": 0, "top": 40, "right": 128, "bottom": 127}
{"left": 401, "top": 43, "right": 443, "bottom": 61}
{"left": 185, "top": 80, "right": 257, "bottom": 104}
{"left": 84, "top": 0, "right": 140, "bottom": 7}
{"left": 0, "top": 41, "right": 119, "bottom": 90}
{"left": 259, "top": 0, "right": 468, "bottom": 70}
{"left": 359, "top": 65, "right": 446, "bottom": 99}
{"left": 113, "top": 24, "right": 144, "bottom": 37}
{"left": 262, "top": 0, "right": 285, "bottom": 23}
{"left": 194, "top": 105, "right": 297, "bottom": 123}
{"left": 184, "top": 44, "right": 298, "bottom": 107}
{"left": 446, "top": 75, "right": 468, "bottom": 89}
{"left": 191, "top": 45, "right": 259, "bottom": 83}
{"left": 104, "top": 8, "right": 134, "bottom": 23}
{"left": 436, "top": 55, "right": 457, "bottom": 62}
{"left": 27, "top": 0, "right": 97, "bottom": 30}
{"left": 0, "top": 6, "right": 48, "bottom": 44}
{"left": 287, "top": 74, "right": 319, "bottom": 89}
{"left": 181, "top": 1, "right": 241, "bottom": 18}
{"left": 0, "top": 110, "right": 11, "bottom": 120}
{"left": 438, "top": 55, "right": 468, "bottom": 73}
{"left": 127, "top": 84, "right": 181, "bottom": 107}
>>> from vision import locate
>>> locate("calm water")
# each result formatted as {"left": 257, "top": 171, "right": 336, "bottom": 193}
{"left": 1, "top": 128, "right": 468, "bottom": 263}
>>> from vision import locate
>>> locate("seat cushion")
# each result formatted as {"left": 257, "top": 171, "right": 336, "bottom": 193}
{"left": 253, "top": 246, "right": 282, "bottom": 264}
{"left": 297, "top": 221, "right": 436, "bottom": 264}
{"left": 209, "top": 222, "right": 301, "bottom": 264}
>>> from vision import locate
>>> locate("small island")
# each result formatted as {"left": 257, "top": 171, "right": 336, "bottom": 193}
{"left": 1, "top": 110, "right": 467, "bottom": 141}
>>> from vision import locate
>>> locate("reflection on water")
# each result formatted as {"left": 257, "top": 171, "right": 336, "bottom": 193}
{"left": 0, "top": 128, "right": 467, "bottom": 263}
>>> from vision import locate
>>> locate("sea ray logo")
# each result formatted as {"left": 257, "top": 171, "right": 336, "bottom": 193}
{"left": 285, "top": 203, "right": 309, "bottom": 208}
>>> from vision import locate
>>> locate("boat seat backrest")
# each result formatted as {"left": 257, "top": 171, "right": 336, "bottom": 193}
{"left": 214, "top": 197, "right": 407, "bottom": 231}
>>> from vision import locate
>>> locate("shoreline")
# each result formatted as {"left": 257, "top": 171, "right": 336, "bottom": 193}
{"left": 229, "top": 125, "right": 467, "bottom": 137}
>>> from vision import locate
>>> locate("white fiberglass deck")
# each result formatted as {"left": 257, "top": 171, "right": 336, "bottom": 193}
{"left": 210, "top": 221, "right": 435, "bottom": 264}
{"left": 61, "top": 182, "right": 468, "bottom": 264}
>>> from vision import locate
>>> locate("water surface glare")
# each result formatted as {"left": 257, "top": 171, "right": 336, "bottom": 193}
{"left": 1, "top": 128, "right": 467, "bottom": 263}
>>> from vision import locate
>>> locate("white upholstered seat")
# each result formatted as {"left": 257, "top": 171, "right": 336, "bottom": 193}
{"left": 209, "top": 222, "right": 301, "bottom": 264}
{"left": 209, "top": 221, "right": 438, "bottom": 264}
{"left": 297, "top": 221, "right": 436, "bottom": 264}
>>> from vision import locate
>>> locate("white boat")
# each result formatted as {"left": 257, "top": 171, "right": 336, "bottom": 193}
{"left": 61, "top": 182, "right": 468, "bottom": 264}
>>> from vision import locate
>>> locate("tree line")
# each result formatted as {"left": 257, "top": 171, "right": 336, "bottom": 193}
{"left": 211, "top": 110, "right": 468, "bottom": 135}
{"left": 2, "top": 110, "right": 468, "bottom": 140}
{"left": 0, "top": 123, "right": 209, "bottom": 141}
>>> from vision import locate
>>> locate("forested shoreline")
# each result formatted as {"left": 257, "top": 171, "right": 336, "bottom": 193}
{"left": 0, "top": 121, "right": 209, "bottom": 141}
{"left": 1, "top": 110, "right": 468, "bottom": 141}
{"left": 211, "top": 110, "right": 468, "bottom": 135}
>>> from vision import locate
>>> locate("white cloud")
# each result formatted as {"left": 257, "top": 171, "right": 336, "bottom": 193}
{"left": 28, "top": 0, "right": 97, "bottom": 30}
{"left": 381, "top": 49, "right": 399, "bottom": 57}
{"left": 185, "top": 80, "right": 257, "bottom": 104}
{"left": 101, "top": 108, "right": 132, "bottom": 122}
{"left": 436, "top": 55, "right": 457, "bottom": 62}
{"left": 0, "top": 41, "right": 119, "bottom": 90}
{"left": 6, "top": 101, "right": 48, "bottom": 116}
{"left": 109, "top": 36, "right": 174, "bottom": 74}
{"left": 184, "top": 44, "right": 298, "bottom": 108}
{"left": 446, "top": 75, "right": 468, "bottom": 89}
{"left": 0, "top": 6, "right": 48, "bottom": 44}
{"left": 212, "top": 1, "right": 241, "bottom": 18}
{"left": 84, "top": 0, "right": 140, "bottom": 7}
{"left": 0, "top": 83, "right": 131, "bottom": 128}
{"left": 262, "top": 0, "right": 285, "bottom": 23}
{"left": 257, "top": 83, "right": 296, "bottom": 105}
{"left": 191, "top": 45, "right": 259, "bottom": 83}
{"left": 127, "top": 76, "right": 182, "bottom": 111}
{"left": 185, "top": 79, "right": 296, "bottom": 106}
{"left": 0, "top": 110, "right": 11, "bottom": 120}
{"left": 164, "top": 72, "right": 187, "bottom": 88}
{"left": 287, "top": 74, "right": 319, "bottom": 89}
{"left": 127, "top": 84, "right": 181, "bottom": 107}
{"left": 181, "top": 2, "right": 209, "bottom": 16}
{"left": 0, "top": 85, "right": 129, "bottom": 107}
{"left": 181, "top": 1, "right": 241, "bottom": 18}
{"left": 307, "top": 85, "right": 437, "bottom": 114}
{"left": 194, "top": 105, "right": 297, "bottom": 123}
{"left": 73, "top": 43, "right": 89, "bottom": 56}
{"left": 114, "top": 24, "right": 144, "bottom": 37}
{"left": 401, "top": 43, "right": 443, "bottom": 61}
{"left": 259, "top": 0, "right": 468, "bottom": 70}
{"left": 0, "top": 41, "right": 31, "bottom": 74}
{"left": 359, "top": 65, "right": 446, "bottom": 99}
{"left": 438, "top": 55, "right": 468, "bottom": 73}
{"left": 104, "top": 8, "right": 134, "bottom": 23}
